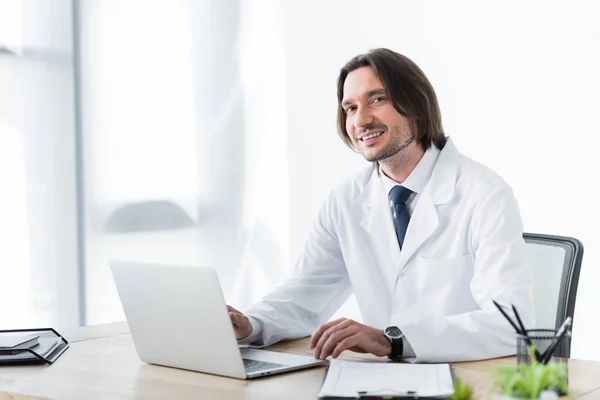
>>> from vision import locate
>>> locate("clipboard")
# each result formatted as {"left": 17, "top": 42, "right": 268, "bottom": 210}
{"left": 0, "top": 328, "right": 69, "bottom": 365}
{"left": 318, "top": 360, "right": 455, "bottom": 399}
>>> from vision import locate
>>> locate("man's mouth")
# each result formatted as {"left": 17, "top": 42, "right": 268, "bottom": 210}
{"left": 361, "top": 131, "right": 384, "bottom": 141}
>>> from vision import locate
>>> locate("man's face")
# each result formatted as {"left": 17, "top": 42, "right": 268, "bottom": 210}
{"left": 342, "top": 67, "right": 414, "bottom": 162}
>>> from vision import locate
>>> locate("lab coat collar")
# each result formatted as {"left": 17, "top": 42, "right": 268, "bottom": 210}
{"left": 379, "top": 142, "right": 440, "bottom": 196}
{"left": 358, "top": 137, "right": 459, "bottom": 209}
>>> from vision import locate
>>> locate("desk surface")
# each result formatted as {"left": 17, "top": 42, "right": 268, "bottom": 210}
{"left": 1, "top": 322, "right": 600, "bottom": 399}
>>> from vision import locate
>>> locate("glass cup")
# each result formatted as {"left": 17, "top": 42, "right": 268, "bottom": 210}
{"left": 516, "top": 329, "right": 570, "bottom": 395}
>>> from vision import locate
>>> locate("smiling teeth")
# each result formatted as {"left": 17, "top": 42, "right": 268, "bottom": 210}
{"left": 362, "top": 132, "right": 383, "bottom": 140}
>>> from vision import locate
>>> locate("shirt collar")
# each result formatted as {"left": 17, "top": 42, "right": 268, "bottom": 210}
{"left": 380, "top": 144, "right": 441, "bottom": 196}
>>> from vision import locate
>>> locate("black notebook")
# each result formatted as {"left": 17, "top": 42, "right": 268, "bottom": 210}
{"left": 0, "top": 328, "right": 68, "bottom": 365}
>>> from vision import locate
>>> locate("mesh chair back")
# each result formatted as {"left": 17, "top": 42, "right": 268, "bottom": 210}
{"left": 523, "top": 233, "right": 583, "bottom": 357}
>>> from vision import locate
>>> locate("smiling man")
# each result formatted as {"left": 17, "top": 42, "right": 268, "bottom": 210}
{"left": 227, "top": 48, "right": 534, "bottom": 362}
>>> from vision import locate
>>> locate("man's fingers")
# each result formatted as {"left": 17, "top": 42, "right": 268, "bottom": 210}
{"left": 310, "top": 319, "right": 341, "bottom": 349}
{"left": 331, "top": 332, "right": 364, "bottom": 358}
{"left": 315, "top": 319, "right": 353, "bottom": 351}
{"left": 310, "top": 318, "right": 348, "bottom": 349}
{"left": 229, "top": 311, "right": 238, "bottom": 326}
{"left": 227, "top": 305, "right": 242, "bottom": 314}
{"left": 314, "top": 320, "right": 354, "bottom": 358}
{"left": 318, "top": 326, "right": 358, "bottom": 360}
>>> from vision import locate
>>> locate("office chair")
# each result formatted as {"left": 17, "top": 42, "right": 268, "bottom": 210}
{"left": 523, "top": 233, "right": 583, "bottom": 357}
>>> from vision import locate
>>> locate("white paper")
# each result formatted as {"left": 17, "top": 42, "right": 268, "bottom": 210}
{"left": 0, "top": 334, "right": 38, "bottom": 349}
{"left": 319, "top": 359, "right": 454, "bottom": 398}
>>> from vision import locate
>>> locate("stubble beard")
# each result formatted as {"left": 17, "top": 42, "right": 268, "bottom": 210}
{"left": 362, "top": 123, "right": 415, "bottom": 163}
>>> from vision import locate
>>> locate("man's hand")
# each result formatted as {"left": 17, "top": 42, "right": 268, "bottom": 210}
{"left": 227, "top": 305, "right": 253, "bottom": 340}
{"left": 309, "top": 318, "right": 392, "bottom": 360}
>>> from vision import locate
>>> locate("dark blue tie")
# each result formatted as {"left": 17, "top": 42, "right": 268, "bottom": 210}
{"left": 389, "top": 185, "right": 412, "bottom": 249}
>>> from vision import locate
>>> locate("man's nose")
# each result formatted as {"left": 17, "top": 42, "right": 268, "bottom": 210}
{"left": 354, "top": 107, "right": 373, "bottom": 129}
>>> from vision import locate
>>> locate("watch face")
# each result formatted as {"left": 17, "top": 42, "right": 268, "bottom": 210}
{"left": 385, "top": 326, "right": 403, "bottom": 339}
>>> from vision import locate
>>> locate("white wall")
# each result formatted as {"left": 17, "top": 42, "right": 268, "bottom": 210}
{"left": 282, "top": 0, "right": 600, "bottom": 360}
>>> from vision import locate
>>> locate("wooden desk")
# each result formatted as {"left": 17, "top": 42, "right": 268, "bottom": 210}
{"left": 1, "top": 322, "right": 600, "bottom": 399}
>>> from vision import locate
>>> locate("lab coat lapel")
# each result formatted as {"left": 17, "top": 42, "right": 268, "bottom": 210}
{"left": 396, "top": 190, "right": 438, "bottom": 274}
{"left": 356, "top": 139, "right": 461, "bottom": 280}
{"left": 358, "top": 171, "right": 401, "bottom": 274}
{"left": 396, "top": 139, "right": 460, "bottom": 274}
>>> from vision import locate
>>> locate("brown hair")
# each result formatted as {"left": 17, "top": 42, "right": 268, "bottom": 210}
{"left": 336, "top": 48, "right": 446, "bottom": 152}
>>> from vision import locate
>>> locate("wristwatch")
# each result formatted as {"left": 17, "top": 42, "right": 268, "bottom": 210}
{"left": 383, "top": 326, "right": 404, "bottom": 361}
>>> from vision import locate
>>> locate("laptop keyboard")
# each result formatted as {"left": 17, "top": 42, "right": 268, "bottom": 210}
{"left": 243, "top": 358, "right": 287, "bottom": 373}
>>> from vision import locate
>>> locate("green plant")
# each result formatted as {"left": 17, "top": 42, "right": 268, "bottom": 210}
{"left": 493, "top": 346, "right": 569, "bottom": 399}
{"left": 450, "top": 378, "right": 474, "bottom": 400}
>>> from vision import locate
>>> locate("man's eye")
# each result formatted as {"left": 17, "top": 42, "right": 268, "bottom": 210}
{"left": 345, "top": 106, "right": 356, "bottom": 113}
{"left": 373, "top": 97, "right": 386, "bottom": 103}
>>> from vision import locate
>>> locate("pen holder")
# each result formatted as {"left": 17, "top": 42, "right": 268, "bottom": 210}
{"left": 517, "top": 329, "right": 570, "bottom": 394}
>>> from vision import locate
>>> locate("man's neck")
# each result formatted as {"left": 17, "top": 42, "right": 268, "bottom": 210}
{"left": 379, "top": 143, "right": 425, "bottom": 183}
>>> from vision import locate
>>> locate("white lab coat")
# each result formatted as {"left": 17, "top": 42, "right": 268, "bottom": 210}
{"left": 246, "top": 138, "right": 534, "bottom": 362}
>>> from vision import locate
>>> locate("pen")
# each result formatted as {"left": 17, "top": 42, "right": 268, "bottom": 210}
{"left": 541, "top": 317, "right": 572, "bottom": 364}
{"left": 511, "top": 303, "right": 541, "bottom": 361}
{"left": 511, "top": 304, "right": 528, "bottom": 336}
{"left": 492, "top": 300, "right": 521, "bottom": 333}
{"left": 493, "top": 300, "right": 540, "bottom": 361}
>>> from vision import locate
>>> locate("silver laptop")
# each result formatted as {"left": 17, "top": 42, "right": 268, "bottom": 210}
{"left": 110, "top": 261, "right": 326, "bottom": 379}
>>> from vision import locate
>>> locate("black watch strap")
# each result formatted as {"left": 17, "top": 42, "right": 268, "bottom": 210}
{"left": 388, "top": 336, "right": 404, "bottom": 360}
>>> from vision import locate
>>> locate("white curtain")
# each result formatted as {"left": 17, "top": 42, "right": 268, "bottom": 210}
{"left": 227, "top": 0, "right": 290, "bottom": 306}
{"left": 79, "top": 0, "right": 290, "bottom": 324}
{"left": 0, "top": 0, "right": 79, "bottom": 329}
{"left": 0, "top": 121, "right": 33, "bottom": 328}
